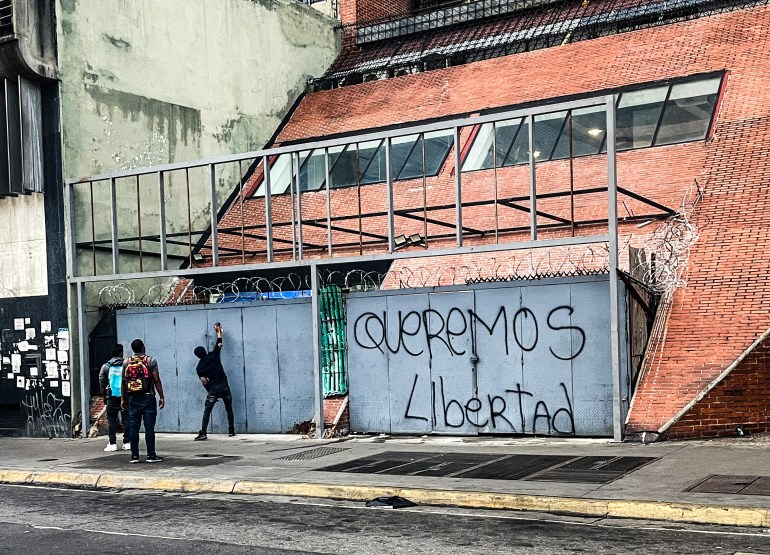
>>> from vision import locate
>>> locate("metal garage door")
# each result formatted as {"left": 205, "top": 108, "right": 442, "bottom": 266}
{"left": 346, "top": 276, "right": 629, "bottom": 437}
{"left": 116, "top": 299, "right": 314, "bottom": 434}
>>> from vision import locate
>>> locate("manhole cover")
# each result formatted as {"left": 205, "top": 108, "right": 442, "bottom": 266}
{"left": 688, "top": 475, "right": 770, "bottom": 495}
{"left": 277, "top": 447, "right": 348, "bottom": 461}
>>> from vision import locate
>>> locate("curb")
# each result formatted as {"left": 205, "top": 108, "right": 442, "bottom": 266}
{"left": 1, "top": 469, "right": 768, "bottom": 528}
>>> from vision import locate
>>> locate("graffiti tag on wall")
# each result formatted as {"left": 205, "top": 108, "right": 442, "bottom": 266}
{"left": 348, "top": 283, "right": 617, "bottom": 436}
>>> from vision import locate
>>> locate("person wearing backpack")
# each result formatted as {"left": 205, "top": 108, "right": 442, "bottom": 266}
{"left": 98, "top": 344, "right": 130, "bottom": 452}
{"left": 120, "top": 338, "right": 165, "bottom": 464}
{"left": 193, "top": 322, "right": 235, "bottom": 441}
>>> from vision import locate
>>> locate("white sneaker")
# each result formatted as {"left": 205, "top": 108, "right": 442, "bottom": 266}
{"left": 104, "top": 444, "right": 118, "bottom": 452}
{"left": 122, "top": 443, "right": 130, "bottom": 450}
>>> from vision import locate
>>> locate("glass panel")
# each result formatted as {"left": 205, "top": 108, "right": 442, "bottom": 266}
{"left": 329, "top": 144, "right": 357, "bottom": 189}
{"left": 422, "top": 129, "right": 454, "bottom": 175}
{"left": 359, "top": 139, "right": 386, "bottom": 184}
{"left": 533, "top": 111, "right": 567, "bottom": 161}
{"left": 398, "top": 134, "right": 426, "bottom": 180}
{"left": 462, "top": 119, "right": 524, "bottom": 170}
{"left": 268, "top": 154, "right": 292, "bottom": 195}
{"left": 462, "top": 123, "right": 493, "bottom": 171}
{"left": 616, "top": 86, "right": 667, "bottom": 150}
{"left": 390, "top": 134, "right": 420, "bottom": 178}
{"left": 654, "top": 77, "right": 721, "bottom": 146}
{"left": 503, "top": 117, "right": 530, "bottom": 166}
{"left": 552, "top": 106, "right": 607, "bottom": 159}
{"left": 298, "top": 149, "right": 326, "bottom": 192}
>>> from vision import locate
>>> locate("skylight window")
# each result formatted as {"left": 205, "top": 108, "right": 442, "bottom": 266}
{"left": 252, "top": 130, "right": 454, "bottom": 196}
{"left": 462, "top": 75, "right": 723, "bottom": 172}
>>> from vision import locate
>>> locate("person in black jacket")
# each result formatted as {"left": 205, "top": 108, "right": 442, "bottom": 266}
{"left": 193, "top": 322, "right": 235, "bottom": 440}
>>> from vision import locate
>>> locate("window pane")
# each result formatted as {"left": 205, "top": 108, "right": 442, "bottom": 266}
{"left": 397, "top": 130, "right": 453, "bottom": 179}
{"left": 616, "top": 86, "right": 667, "bottom": 150}
{"left": 390, "top": 134, "right": 420, "bottom": 177}
{"left": 462, "top": 123, "right": 493, "bottom": 171}
{"left": 423, "top": 130, "right": 454, "bottom": 175}
{"left": 462, "top": 120, "right": 522, "bottom": 171}
{"left": 299, "top": 150, "right": 326, "bottom": 192}
{"left": 360, "top": 139, "right": 386, "bottom": 184}
{"left": 503, "top": 118, "right": 530, "bottom": 166}
{"left": 268, "top": 154, "right": 292, "bottom": 195}
{"left": 329, "top": 144, "right": 357, "bottom": 189}
{"left": 654, "top": 77, "right": 721, "bottom": 146}
{"left": 534, "top": 111, "right": 567, "bottom": 161}
{"left": 552, "top": 106, "right": 607, "bottom": 159}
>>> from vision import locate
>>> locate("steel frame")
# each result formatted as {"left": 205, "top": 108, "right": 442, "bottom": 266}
{"left": 68, "top": 94, "right": 629, "bottom": 441}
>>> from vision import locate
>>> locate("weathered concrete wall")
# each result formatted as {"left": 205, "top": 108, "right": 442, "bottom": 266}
{"left": 0, "top": 195, "right": 47, "bottom": 298}
{"left": 58, "top": 0, "right": 339, "bottom": 178}
{"left": 59, "top": 0, "right": 340, "bottom": 287}
{"left": 57, "top": 0, "right": 339, "bottom": 434}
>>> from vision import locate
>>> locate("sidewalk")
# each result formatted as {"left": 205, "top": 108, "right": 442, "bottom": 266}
{"left": 1, "top": 432, "right": 769, "bottom": 528}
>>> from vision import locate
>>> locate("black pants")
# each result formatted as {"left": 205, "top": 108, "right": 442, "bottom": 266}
{"left": 105, "top": 396, "right": 129, "bottom": 445}
{"left": 201, "top": 387, "right": 234, "bottom": 434}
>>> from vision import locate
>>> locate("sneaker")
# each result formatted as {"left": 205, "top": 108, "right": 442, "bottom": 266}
{"left": 194, "top": 431, "right": 207, "bottom": 441}
{"left": 146, "top": 455, "right": 164, "bottom": 463}
{"left": 122, "top": 443, "right": 131, "bottom": 450}
{"left": 104, "top": 443, "right": 118, "bottom": 452}
{"left": 129, "top": 457, "right": 140, "bottom": 464}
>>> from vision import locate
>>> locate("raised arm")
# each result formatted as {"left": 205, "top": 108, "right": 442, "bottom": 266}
{"left": 214, "top": 322, "right": 223, "bottom": 352}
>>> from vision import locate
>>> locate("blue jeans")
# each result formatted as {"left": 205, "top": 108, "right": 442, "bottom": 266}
{"left": 128, "top": 395, "right": 157, "bottom": 458}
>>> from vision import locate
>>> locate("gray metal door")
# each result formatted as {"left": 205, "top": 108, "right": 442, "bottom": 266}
{"left": 116, "top": 299, "right": 314, "bottom": 434}
{"left": 346, "top": 277, "right": 628, "bottom": 437}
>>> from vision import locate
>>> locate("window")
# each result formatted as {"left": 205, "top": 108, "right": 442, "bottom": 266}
{"left": 0, "top": 77, "right": 44, "bottom": 197}
{"left": 461, "top": 75, "right": 722, "bottom": 172}
{"left": 616, "top": 86, "right": 668, "bottom": 150}
{"left": 252, "top": 130, "right": 454, "bottom": 196}
{"left": 654, "top": 77, "right": 721, "bottom": 145}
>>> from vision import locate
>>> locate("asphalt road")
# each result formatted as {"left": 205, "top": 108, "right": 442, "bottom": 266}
{"left": 1, "top": 484, "right": 770, "bottom": 554}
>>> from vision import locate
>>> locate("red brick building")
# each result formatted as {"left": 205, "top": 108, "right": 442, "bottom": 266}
{"left": 211, "top": 0, "right": 770, "bottom": 440}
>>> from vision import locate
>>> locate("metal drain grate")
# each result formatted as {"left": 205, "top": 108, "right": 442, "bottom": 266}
{"left": 318, "top": 452, "right": 657, "bottom": 483}
{"left": 277, "top": 447, "right": 349, "bottom": 461}
{"left": 688, "top": 475, "right": 770, "bottom": 496}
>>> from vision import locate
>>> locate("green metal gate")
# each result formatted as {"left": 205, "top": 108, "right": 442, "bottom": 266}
{"left": 320, "top": 285, "right": 348, "bottom": 396}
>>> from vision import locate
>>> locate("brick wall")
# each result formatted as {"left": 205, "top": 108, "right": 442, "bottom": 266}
{"left": 666, "top": 330, "right": 770, "bottom": 439}
{"left": 323, "top": 395, "right": 350, "bottom": 435}
{"left": 339, "top": 0, "right": 412, "bottom": 25}
{"left": 215, "top": 6, "right": 770, "bottom": 438}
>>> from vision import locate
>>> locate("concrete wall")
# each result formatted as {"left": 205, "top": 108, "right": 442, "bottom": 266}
{"left": 0, "top": 195, "right": 47, "bottom": 298}
{"left": 56, "top": 0, "right": 339, "bottom": 434}
{"left": 58, "top": 0, "right": 340, "bottom": 281}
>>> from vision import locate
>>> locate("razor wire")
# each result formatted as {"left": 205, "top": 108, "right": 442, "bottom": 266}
{"left": 96, "top": 181, "right": 701, "bottom": 307}
{"left": 626, "top": 179, "right": 703, "bottom": 295}
{"left": 96, "top": 270, "right": 387, "bottom": 308}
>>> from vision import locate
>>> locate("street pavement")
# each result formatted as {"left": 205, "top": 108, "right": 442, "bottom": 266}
{"left": 1, "top": 432, "right": 769, "bottom": 528}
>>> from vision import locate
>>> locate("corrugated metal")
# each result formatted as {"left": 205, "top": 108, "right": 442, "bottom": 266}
{"left": 320, "top": 285, "right": 348, "bottom": 396}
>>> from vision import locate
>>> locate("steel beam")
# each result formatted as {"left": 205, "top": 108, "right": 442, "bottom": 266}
{"left": 606, "top": 94, "right": 623, "bottom": 442}
{"left": 310, "top": 264, "right": 324, "bottom": 439}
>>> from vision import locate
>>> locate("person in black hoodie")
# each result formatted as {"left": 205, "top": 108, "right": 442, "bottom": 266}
{"left": 193, "top": 322, "right": 235, "bottom": 440}
{"left": 99, "top": 344, "right": 129, "bottom": 451}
